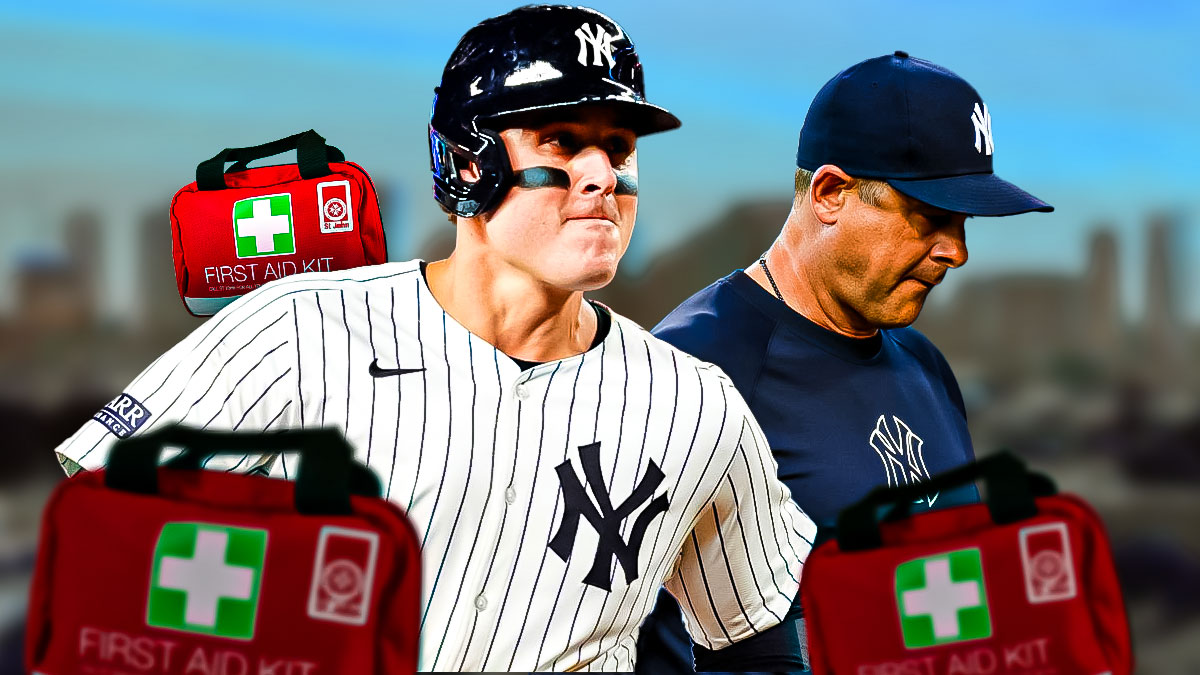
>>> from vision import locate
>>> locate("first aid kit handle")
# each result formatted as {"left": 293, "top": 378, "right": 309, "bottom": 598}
{"left": 195, "top": 130, "right": 346, "bottom": 191}
{"left": 836, "top": 451, "right": 1056, "bottom": 551}
{"left": 105, "top": 425, "right": 380, "bottom": 515}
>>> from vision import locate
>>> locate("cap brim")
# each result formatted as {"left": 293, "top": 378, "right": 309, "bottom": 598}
{"left": 886, "top": 173, "right": 1053, "bottom": 216}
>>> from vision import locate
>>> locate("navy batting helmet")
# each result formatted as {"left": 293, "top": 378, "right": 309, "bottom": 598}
{"left": 429, "top": 5, "right": 681, "bottom": 217}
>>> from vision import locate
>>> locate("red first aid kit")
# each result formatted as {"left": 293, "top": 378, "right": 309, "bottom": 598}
{"left": 801, "top": 452, "right": 1132, "bottom": 674}
{"left": 26, "top": 426, "right": 421, "bottom": 674}
{"left": 170, "top": 130, "right": 387, "bottom": 316}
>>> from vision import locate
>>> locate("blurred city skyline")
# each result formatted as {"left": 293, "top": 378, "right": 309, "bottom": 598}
{"left": 1, "top": 0, "right": 1197, "bottom": 323}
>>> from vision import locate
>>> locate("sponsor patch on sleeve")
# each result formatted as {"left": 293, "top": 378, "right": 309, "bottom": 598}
{"left": 93, "top": 393, "right": 152, "bottom": 438}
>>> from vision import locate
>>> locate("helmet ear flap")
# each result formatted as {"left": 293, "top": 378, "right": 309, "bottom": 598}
{"left": 429, "top": 125, "right": 514, "bottom": 218}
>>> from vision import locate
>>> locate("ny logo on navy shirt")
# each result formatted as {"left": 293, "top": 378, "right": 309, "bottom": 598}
{"left": 549, "top": 443, "right": 670, "bottom": 591}
{"left": 869, "top": 414, "right": 939, "bottom": 507}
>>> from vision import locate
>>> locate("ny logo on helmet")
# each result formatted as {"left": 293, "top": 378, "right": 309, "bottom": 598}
{"left": 971, "top": 102, "right": 994, "bottom": 155}
{"left": 575, "top": 23, "right": 619, "bottom": 68}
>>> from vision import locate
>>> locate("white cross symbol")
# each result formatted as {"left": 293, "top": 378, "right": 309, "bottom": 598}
{"left": 236, "top": 199, "right": 290, "bottom": 253}
{"left": 157, "top": 530, "right": 255, "bottom": 627}
{"left": 901, "top": 557, "right": 981, "bottom": 639}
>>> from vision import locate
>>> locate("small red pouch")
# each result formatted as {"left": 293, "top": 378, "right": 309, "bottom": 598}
{"left": 801, "top": 452, "right": 1132, "bottom": 674}
{"left": 170, "top": 130, "right": 386, "bottom": 316}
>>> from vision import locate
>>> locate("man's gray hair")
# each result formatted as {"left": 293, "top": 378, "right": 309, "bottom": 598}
{"left": 794, "top": 167, "right": 889, "bottom": 207}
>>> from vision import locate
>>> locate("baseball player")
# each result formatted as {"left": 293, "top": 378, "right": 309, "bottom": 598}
{"left": 635, "top": 51, "right": 1055, "bottom": 672}
{"left": 55, "top": 6, "right": 816, "bottom": 672}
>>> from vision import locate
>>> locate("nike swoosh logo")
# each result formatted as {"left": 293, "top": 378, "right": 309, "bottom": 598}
{"left": 369, "top": 359, "right": 425, "bottom": 378}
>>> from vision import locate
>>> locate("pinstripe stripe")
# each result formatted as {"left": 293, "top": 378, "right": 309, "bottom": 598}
{"left": 365, "top": 290, "right": 376, "bottom": 462}
{"left": 314, "top": 292, "right": 327, "bottom": 426}
{"left": 691, "top": 530, "right": 732, "bottom": 642}
{"left": 341, "top": 290, "right": 350, "bottom": 437}
{"left": 677, "top": 572, "right": 709, "bottom": 648}
{"left": 407, "top": 278, "right": 427, "bottom": 512}
{"left": 292, "top": 299, "right": 305, "bottom": 428}
{"left": 421, "top": 310, "right": 455, "bottom": 549}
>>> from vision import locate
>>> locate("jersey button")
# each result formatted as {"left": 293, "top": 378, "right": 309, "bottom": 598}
{"left": 474, "top": 594, "right": 488, "bottom": 611}
{"left": 504, "top": 486, "right": 517, "bottom": 504}
{"left": 515, "top": 384, "right": 530, "bottom": 400}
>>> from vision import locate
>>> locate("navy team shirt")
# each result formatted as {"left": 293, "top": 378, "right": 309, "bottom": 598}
{"left": 636, "top": 269, "right": 978, "bottom": 674}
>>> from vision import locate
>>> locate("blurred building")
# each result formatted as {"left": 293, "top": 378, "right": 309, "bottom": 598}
{"left": 1143, "top": 214, "right": 1186, "bottom": 380}
{"left": 1084, "top": 228, "right": 1121, "bottom": 360}
{"left": 139, "top": 206, "right": 205, "bottom": 341}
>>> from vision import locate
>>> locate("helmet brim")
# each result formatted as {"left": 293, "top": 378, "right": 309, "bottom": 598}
{"left": 482, "top": 98, "right": 681, "bottom": 138}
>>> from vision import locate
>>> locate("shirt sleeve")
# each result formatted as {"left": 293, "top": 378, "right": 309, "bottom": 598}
{"left": 663, "top": 379, "right": 817, "bottom": 650}
{"left": 54, "top": 294, "right": 301, "bottom": 474}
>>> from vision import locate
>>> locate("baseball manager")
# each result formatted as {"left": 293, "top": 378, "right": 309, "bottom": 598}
{"left": 637, "top": 51, "right": 1055, "bottom": 672}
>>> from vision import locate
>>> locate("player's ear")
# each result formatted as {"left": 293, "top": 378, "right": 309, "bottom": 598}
{"left": 458, "top": 160, "right": 482, "bottom": 184}
{"left": 809, "top": 165, "right": 854, "bottom": 225}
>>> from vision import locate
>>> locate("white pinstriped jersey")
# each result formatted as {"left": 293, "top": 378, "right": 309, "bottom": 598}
{"left": 57, "top": 259, "right": 816, "bottom": 672}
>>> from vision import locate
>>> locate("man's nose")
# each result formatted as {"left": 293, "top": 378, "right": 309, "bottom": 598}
{"left": 569, "top": 147, "right": 617, "bottom": 195}
{"left": 930, "top": 221, "right": 968, "bottom": 269}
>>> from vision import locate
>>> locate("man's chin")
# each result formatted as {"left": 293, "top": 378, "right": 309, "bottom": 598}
{"left": 572, "top": 268, "right": 618, "bottom": 292}
{"left": 869, "top": 298, "right": 927, "bottom": 329}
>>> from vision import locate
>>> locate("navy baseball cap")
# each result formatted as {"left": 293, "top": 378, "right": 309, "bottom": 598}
{"left": 795, "top": 51, "right": 1053, "bottom": 216}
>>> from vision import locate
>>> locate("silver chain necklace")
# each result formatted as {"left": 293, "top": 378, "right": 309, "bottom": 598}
{"left": 757, "top": 257, "right": 784, "bottom": 302}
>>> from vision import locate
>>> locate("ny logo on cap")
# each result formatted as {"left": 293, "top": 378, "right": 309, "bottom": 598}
{"left": 575, "top": 23, "right": 618, "bottom": 68}
{"left": 971, "top": 102, "right": 994, "bottom": 156}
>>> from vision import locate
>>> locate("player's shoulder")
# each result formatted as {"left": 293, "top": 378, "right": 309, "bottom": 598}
{"left": 653, "top": 272, "right": 737, "bottom": 337}
{"left": 886, "top": 325, "right": 953, "bottom": 373}
{"left": 607, "top": 306, "right": 744, "bottom": 400}
{"left": 215, "top": 260, "right": 424, "bottom": 317}
{"left": 652, "top": 271, "right": 761, "bottom": 358}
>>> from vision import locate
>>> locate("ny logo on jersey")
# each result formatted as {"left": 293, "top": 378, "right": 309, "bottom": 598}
{"left": 869, "top": 414, "right": 938, "bottom": 507}
{"left": 574, "top": 23, "right": 619, "bottom": 68}
{"left": 548, "top": 442, "right": 669, "bottom": 591}
{"left": 970, "top": 102, "right": 994, "bottom": 155}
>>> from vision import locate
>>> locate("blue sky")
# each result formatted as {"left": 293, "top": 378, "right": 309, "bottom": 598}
{"left": 1, "top": 0, "right": 1196, "bottom": 320}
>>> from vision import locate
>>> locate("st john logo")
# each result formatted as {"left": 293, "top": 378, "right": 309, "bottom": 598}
{"left": 548, "top": 442, "right": 669, "bottom": 591}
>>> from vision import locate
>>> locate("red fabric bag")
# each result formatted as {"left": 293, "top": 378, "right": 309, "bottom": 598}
{"left": 26, "top": 426, "right": 421, "bottom": 674}
{"left": 170, "top": 130, "right": 387, "bottom": 316}
{"left": 801, "top": 452, "right": 1132, "bottom": 674}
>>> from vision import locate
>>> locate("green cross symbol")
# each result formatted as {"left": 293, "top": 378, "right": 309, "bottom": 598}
{"left": 233, "top": 194, "right": 294, "bottom": 258}
{"left": 146, "top": 523, "right": 267, "bottom": 640}
{"left": 895, "top": 548, "right": 991, "bottom": 648}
